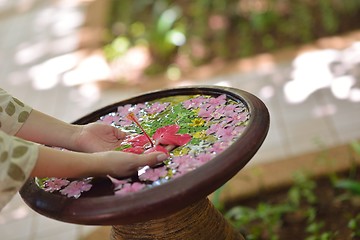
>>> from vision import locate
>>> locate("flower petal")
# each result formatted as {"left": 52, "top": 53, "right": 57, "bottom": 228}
{"left": 144, "top": 145, "right": 169, "bottom": 156}
{"left": 157, "top": 133, "right": 191, "bottom": 146}
{"left": 122, "top": 146, "right": 144, "bottom": 154}
{"left": 127, "top": 134, "right": 150, "bottom": 147}
{"left": 152, "top": 124, "right": 180, "bottom": 140}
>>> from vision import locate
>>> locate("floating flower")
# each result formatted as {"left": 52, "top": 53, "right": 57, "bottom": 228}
{"left": 44, "top": 178, "right": 70, "bottom": 192}
{"left": 60, "top": 180, "right": 92, "bottom": 198}
{"left": 177, "top": 157, "right": 201, "bottom": 174}
{"left": 139, "top": 166, "right": 168, "bottom": 181}
{"left": 182, "top": 96, "right": 208, "bottom": 109}
{"left": 115, "top": 182, "right": 145, "bottom": 195}
{"left": 198, "top": 107, "right": 213, "bottom": 118}
{"left": 206, "top": 122, "right": 226, "bottom": 135}
{"left": 193, "top": 130, "right": 206, "bottom": 139}
{"left": 117, "top": 104, "right": 132, "bottom": 117}
{"left": 126, "top": 134, "right": 151, "bottom": 147}
{"left": 146, "top": 102, "right": 170, "bottom": 114}
{"left": 208, "top": 142, "right": 229, "bottom": 154}
{"left": 196, "top": 153, "right": 213, "bottom": 164}
{"left": 209, "top": 94, "right": 226, "bottom": 105}
{"left": 107, "top": 176, "right": 129, "bottom": 191}
{"left": 152, "top": 124, "right": 191, "bottom": 146}
{"left": 39, "top": 94, "right": 250, "bottom": 199}
{"left": 122, "top": 146, "right": 145, "bottom": 154}
{"left": 189, "top": 118, "right": 205, "bottom": 127}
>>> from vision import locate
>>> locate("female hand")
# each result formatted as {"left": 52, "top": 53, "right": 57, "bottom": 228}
{"left": 33, "top": 146, "right": 168, "bottom": 178}
{"left": 73, "top": 123, "right": 127, "bottom": 153}
{"left": 94, "top": 151, "right": 168, "bottom": 177}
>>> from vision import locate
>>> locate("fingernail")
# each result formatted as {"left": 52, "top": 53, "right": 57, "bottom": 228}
{"left": 157, "top": 153, "right": 168, "bottom": 162}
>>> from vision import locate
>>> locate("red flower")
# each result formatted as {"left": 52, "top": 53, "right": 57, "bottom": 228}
{"left": 144, "top": 145, "right": 169, "bottom": 156}
{"left": 122, "top": 146, "right": 145, "bottom": 154}
{"left": 153, "top": 124, "right": 191, "bottom": 146}
{"left": 122, "top": 112, "right": 191, "bottom": 156}
{"left": 126, "top": 134, "right": 151, "bottom": 147}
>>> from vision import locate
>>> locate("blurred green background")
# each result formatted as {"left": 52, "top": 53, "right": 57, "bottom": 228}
{"left": 103, "top": 0, "right": 360, "bottom": 77}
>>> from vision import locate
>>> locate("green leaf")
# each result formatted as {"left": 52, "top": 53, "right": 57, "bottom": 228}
{"left": 335, "top": 179, "right": 360, "bottom": 195}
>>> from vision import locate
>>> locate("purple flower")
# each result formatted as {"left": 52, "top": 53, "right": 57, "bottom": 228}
{"left": 60, "top": 180, "right": 92, "bottom": 198}
{"left": 44, "top": 178, "right": 70, "bottom": 192}
{"left": 115, "top": 182, "right": 145, "bottom": 195}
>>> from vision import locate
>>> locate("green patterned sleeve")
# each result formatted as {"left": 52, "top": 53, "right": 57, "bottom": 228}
{"left": 0, "top": 88, "right": 38, "bottom": 210}
{"left": 0, "top": 131, "right": 39, "bottom": 210}
{"left": 0, "top": 88, "right": 32, "bottom": 135}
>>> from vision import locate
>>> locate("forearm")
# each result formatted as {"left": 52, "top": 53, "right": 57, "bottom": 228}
{"left": 31, "top": 145, "right": 100, "bottom": 178}
{"left": 30, "top": 145, "right": 167, "bottom": 179}
{"left": 15, "top": 109, "right": 81, "bottom": 151}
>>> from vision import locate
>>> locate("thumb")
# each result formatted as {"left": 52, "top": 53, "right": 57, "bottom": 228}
{"left": 114, "top": 127, "right": 127, "bottom": 140}
{"left": 136, "top": 152, "right": 168, "bottom": 167}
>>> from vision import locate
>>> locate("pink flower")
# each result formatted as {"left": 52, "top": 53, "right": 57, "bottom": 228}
{"left": 182, "top": 96, "right": 208, "bottom": 109}
{"left": 44, "top": 178, "right": 70, "bottom": 192}
{"left": 215, "top": 127, "right": 236, "bottom": 140}
{"left": 117, "top": 104, "right": 132, "bottom": 117}
{"left": 152, "top": 124, "right": 191, "bottom": 146}
{"left": 209, "top": 94, "right": 226, "bottom": 105}
{"left": 100, "top": 114, "right": 120, "bottom": 125}
{"left": 196, "top": 153, "right": 213, "bottom": 164}
{"left": 118, "top": 118, "right": 133, "bottom": 127}
{"left": 177, "top": 157, "right": 201, "bottom": 174}
{"left": 198, "top": 107, "right": 213, "bottom": 118}
{"left": 225, "top": 111, "right": 249, "bottom": 124}
{"left": 132, "top": 103, "right": 146, "bottom": 115}
{"left": 60, "top": 180, "right": 92, "bottom": 198}
{"left": 139, "top": 166, "right": 168, "bottom": 181}
{"left": 115, "top": 182, "right": 145, "bottom": 195}
{"left": 206, "top": 122, "right": 226, "bottom": 135}
{"left": 107, "top": 176, "right": 129, "bottom": 191}
{"left": 146, "top": 102, "right": 170, "bottom": 114}
{"left": 208, "top": 142, "right": 228, "bottom": 154}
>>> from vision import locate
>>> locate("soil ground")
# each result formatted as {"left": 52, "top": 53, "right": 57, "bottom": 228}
{"left": 226, "top": 170, "right": 360, "bottom": 240}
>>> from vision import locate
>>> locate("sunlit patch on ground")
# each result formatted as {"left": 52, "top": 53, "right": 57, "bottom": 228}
{"left": 284, "top": 42, "right": 360, "bottom": 104}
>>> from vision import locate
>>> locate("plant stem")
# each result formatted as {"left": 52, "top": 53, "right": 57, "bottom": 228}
{"left": 127, "top": 112, "right": 154, "bottom": 147}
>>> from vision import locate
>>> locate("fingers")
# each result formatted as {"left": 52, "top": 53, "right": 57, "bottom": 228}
{"left": 136, "top": 152, "right": 168, "bottom": 167}
{"left": 114, "top": 127, "right": 127, "bottom": 140}
{"left": 165, "top": 145, "right": 176, "bottom": 152}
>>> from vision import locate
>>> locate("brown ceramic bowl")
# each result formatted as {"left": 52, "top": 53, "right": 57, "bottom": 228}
{"left": 20, "top": 86, "right": 269, "bottom": 225}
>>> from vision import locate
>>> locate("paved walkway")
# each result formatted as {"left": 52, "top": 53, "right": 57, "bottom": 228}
{"left": 0, "top": 1, "right": 360, "bottom": 239}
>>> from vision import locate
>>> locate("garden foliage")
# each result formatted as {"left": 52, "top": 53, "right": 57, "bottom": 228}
{"left": 104, "top": 0, "right": 360, "bottom": 76}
